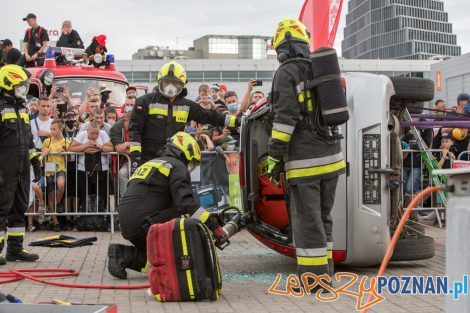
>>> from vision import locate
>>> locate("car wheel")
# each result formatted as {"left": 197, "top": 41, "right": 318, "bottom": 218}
{"left": 389, "top": 77, "right": 434, "bottom": 112}
{"left": 390, "top": 235, "right": 435, "bottom": 262}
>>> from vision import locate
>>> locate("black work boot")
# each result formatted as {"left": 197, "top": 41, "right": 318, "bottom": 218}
{"left": 5, "top": 232, "right": 39, "bottom": 262}
{"left": 107, "top": 244, "right": 147, "bottom": 279}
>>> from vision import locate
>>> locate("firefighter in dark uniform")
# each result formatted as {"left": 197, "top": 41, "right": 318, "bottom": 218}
{"left": 0, "top": 65, "right": 41, "bottom": 264}
{"left": 267, "top": 18, "right": 346, "bottom": 289}
{"left": 108, "top": 132, "right": 228, "bottom": 279}
{"left": 129, "top": 61, "right": 238, "bottom": 172}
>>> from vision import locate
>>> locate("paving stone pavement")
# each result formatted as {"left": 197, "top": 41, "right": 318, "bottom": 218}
{"left": 0, "top": 226, "right": 446, "bottom": 313}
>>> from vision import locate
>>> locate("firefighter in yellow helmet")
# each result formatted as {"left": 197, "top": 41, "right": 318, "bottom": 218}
{"left": 128, "top": 61, "right": 239, "bottom": 172}
{"left": 0, "top": 65, "right": 41, "bottom": 264}
{"left": 108, "top": 132, "right": 228, "bottom": 279}
{"left": 267, "top": 18, "right": 346, "bottom": 291}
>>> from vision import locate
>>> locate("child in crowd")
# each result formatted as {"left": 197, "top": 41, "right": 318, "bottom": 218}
{"left": 105, "top": 106, "right": 117, "bottom": 126}
{"left": 41, "top": 119, "right": 71, "bottom": 231}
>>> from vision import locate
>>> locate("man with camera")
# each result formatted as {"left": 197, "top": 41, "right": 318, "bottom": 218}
{"left": 240, "top": 79, "right": 264, "bottom": 112}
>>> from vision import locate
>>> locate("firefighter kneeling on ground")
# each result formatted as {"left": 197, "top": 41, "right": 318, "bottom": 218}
{"left": 267, "top": 18, "right": 346, "bottom": 291}
{"left": 129, "top": 61, "right": 238, "bottom": 172}
{"left": 0, "top": 65, "right": 41, "bottom": 264}
{"left": 108, "top": 132, "right": 228, "bottom": 279}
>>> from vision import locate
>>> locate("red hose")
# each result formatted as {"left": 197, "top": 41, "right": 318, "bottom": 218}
{"left": 0, "top": 268, "right": 150, "bottom": 289}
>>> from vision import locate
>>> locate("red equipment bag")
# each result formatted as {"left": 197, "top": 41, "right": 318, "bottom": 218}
{"left": 146, "top": 217, "right": 222, "bottom": 302}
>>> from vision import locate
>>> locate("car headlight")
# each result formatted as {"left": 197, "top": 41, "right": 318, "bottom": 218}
{"left": 40, "top": 70, "right": 55, "bottom": 86}
{"left": 64, "top": 50, "right": 74, "bottom": 62}
{"left": 93, "top": 53, "right": 103, "bottom": 64}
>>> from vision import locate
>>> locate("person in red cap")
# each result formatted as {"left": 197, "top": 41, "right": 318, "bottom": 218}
{"left": 218, "top": 83, "right": 228, "bottom": 100}
{"left": 83, "top": 35, "right": 107, "bottom": 65}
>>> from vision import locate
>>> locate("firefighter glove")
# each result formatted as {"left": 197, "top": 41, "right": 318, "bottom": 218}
{"left": 267, "top": 156, "right": 284, "bottom": 187}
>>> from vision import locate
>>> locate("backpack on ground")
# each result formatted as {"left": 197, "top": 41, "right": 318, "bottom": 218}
{"left": 147, "top": 217, "right": 222, "bottom": 302}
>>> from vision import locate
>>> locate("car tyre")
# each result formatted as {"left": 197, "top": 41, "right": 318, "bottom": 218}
{"left": 391, "top": 235, "right": 435, "bottom": 262}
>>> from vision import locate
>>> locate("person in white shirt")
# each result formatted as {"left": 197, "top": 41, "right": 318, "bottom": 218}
{"left": 79, "top": 107, "right": 111, "bottom": 135}
{"left": 70, "top": 121, "right": 114, "bottom": 210}
{"left": 30, "top": 97, "right": 52, "bottom": 149}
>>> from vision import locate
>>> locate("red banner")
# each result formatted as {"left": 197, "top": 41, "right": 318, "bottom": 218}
{"left": 299, "top": 0, "right": 344, "bottom": 51}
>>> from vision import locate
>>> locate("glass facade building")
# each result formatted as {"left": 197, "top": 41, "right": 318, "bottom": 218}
{"left": 342, "top": 0, "right": 461, "bottom": 59}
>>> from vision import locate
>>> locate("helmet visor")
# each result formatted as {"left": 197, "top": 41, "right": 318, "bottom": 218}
{"left": 187, "top": 159, "right": 200, "bottom": 173}
{"left": 14, "top": 79, "right": 31, "bottom": 99}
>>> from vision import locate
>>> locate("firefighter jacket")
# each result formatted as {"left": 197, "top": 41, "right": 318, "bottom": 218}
{"left": 267, "top": 58, "right": 345, "bottom": 183}
{"left": 118, "top": 156, "right": 218, "bottom": 238}
{"left": 0, "top": 96, "right": 36, "bottom": 178}
{"left": 129, "top": 90, "right": 238, "bottom": 160}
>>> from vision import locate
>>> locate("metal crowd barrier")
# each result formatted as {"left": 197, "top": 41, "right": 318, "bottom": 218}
{"left": 401, "top": 148, "right": 446, "bottom": 227}
{"left": 27, "top": 152, "right": 131, "bottom": 233}
{"left": 27, "top": 150, "right": 241, "bottom": 233}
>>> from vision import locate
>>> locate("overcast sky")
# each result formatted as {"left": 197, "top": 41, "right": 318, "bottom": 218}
{"left": 3, "top": 0, "right": 469, "bottom": 59}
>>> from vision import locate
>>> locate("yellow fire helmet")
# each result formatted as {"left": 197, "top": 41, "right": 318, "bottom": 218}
{"left": 0, "top": 64, "right": 31, "bottom": 91}
{"left": 452, "top": 128, "right": 468, "bottom": 141}
{"left": 272, "top": 17, "right": 311, "bottom": 50}
{"left": 169, "top": 131, "right": 201, "bottom": 171}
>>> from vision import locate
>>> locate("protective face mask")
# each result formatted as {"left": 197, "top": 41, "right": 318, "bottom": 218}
{"left": 125, "top": 105, "right": 133, "bottom": 113}
{"left": 227, "top": 102, "right": 239, "bottom": 112}
{"left": 15, "top": 85, "right": 28, "bottom": 99}
{"left": 65, "top": 120, "right": 76, "bottom": 128}
{"left": 163, "top": 84, "right": 179, "bottom": 98}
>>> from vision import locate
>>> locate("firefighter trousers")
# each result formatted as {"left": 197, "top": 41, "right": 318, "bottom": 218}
{"left": 289, "top": 175, "right": 339, "bottom": 282}
{"left": 0, "top": 172, "right": 29, "bottom": 253}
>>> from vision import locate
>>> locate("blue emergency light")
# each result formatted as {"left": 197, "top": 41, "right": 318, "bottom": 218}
{"left": 45, "top": 49, "right": 56, "bottom": 59}
{"left": 106, "top": 54, "right": 115, "bottom": 64}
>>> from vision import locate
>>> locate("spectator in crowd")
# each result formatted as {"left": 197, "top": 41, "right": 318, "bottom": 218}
{"left": 17, "top": 13, "right": 49, "bottom": 67}
{"left": 210, "top": 84, "right": 225, "bottom": 106}
{"left": 434, "top": 99, "right": 446, "bottom": 114}
{"left": 99, "top": 85, "right": 112, "bottom": 107}
{"left": 212, "top": 91, "right": 242, "bottom": 145}
{"left": 197, "top": 131, "right": 215, "bottom": 152}
{"left": 28, "top": 97, "right": 39, "bottom": 120}
{"left": 240, "top": 80, "right": 265, "bottom": 112}
{"left": 70, "top": 121, "right": 114, "bottom": 210}
{"left": 105, "top": 106, "right": 117, "bottom": 126}
{"left": 63, "top": 110, "right": 80, "bottom": 140}
{"left": 49, "top": 85, "right": 74, "bottom": 110}
{"left": 31, "top": 97, "right": 53, "bottom": 150}
{"left": 437, "top": 132, "right": 457, "bottom": 169}
{"left": 218, "top": 83, "right": 228, "bottom": 100}
{"left": 56, "top": 20, "right": 84, "bottom": 49}
{"left": 63, "top": 110, "right": 80, "bottom": 227}
{"left": 110, "top": 111, "right": 132, "bottom": 199}
{"left": 78, "top": 87, "right": 101, "bottom": 122}
{"left": 80, "top": 107, "right": 112, "bottom": 135}
{"left": 121, "top": 95, "right": 136, "bottom": 115}
{"left": 126, "top": 86, "right": 137, "bottom": 98}
{"left": 1, "top": 39, "right": 22, "bottom": 65}
{"left": 196, "top": 84, "right": 211, "bottom": 102}
{"left": 41, "top": 119, "right": 71, "bottom": 231}
{"left": 402, "top": 120, "right": 432, "bottom": 207}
